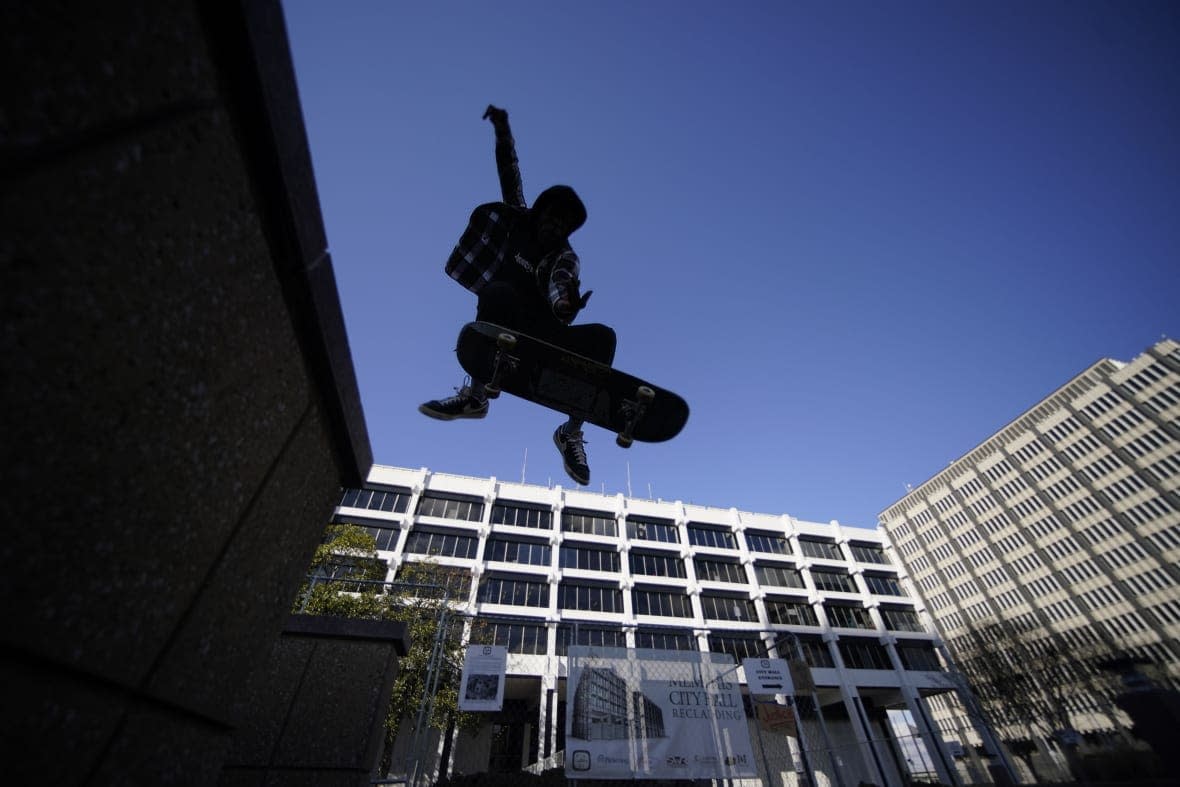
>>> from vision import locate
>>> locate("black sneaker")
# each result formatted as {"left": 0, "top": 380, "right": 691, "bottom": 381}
{"left": 553, "top": 424, "right": 590, "bottom": 485}
{"left": 418, "top": 384, "right": 488, "bottom": 421}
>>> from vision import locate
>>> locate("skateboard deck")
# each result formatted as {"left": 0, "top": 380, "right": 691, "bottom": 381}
{"left": 455, "top": 321, "right": 688, "bottom": 446}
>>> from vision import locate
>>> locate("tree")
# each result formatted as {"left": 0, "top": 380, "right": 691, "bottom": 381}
{"left": 295, "top": 524, "right": 485, "bottom": 780}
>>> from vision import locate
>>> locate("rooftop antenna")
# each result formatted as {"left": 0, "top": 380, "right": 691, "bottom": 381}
{"left": 648, "top": 483, "right": 653, "bottom": 500}
{"left": 626, "top": 462, "right": 633, "bottom": 498}
{"left": 521, "top": 448, "right": 527, "bottom": 484}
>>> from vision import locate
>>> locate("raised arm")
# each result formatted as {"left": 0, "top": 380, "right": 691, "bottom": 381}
{"left": 483, "top": 105, "right": 526, "bottom": 208}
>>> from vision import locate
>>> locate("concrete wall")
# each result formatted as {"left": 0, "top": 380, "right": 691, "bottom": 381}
{"left": 2, "top": 2, "right": 372, "bottom": 784}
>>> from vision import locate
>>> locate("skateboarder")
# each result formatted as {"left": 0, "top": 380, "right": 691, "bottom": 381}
{"left": 419, "top": 105, "right": 616, "bottom": 486}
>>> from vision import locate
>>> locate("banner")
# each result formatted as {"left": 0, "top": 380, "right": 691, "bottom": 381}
{"left": 458, "top": 644, "right": 507, "bottom": 711}
{"left": 565, "top": 646, "right": 756, "bottom": 780}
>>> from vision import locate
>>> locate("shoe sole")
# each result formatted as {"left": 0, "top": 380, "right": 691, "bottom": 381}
{"left": 418, "top": 404, "right": 487, "bottom": 421}
{"left": 553, "top": 429, "right": 590, "bottom": 486}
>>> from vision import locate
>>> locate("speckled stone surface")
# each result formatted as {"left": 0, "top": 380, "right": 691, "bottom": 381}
{"left": 2, "top": 2, "right": 372, "bottom": 783}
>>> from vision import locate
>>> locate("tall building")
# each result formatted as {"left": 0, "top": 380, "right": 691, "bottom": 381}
{"left": 331, "top": 466, "right": 1005, "bottom": 787}
{"left": 878, "top": 339, "right": 1180, "bottom": 776}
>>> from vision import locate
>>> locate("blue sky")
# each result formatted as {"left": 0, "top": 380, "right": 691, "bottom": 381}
{"left": 283, "top": 1, "right": 1178, "bottom": 529}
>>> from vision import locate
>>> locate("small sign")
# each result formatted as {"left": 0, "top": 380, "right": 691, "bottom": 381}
{"left": 742, "top": 657, "right": 789, "bottom": 694}
{"left": 458, "top": 645, "right": 507, "bottom": 711}
{"left": 756, "top": 702, "right": 797, "bottom": 735}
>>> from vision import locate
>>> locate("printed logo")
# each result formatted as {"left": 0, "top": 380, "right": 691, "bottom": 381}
{"left": 482, "top": 646, "right": 493, "bottom": 655}
{"left": 571, "top": 751, "right": 591, "bottom": 771}
{"left": 761, "top": 659, "right": 770, "bottom": 668}
{"left": 724, "top": 755, "right": 749, "bottom": 766}
{"left": 665, "top": 756, "right": 687, "bottom": 768}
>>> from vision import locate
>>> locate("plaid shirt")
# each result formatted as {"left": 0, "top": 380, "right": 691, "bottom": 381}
{"left": 444, "top": 121, "right": 581, "bottom": 320}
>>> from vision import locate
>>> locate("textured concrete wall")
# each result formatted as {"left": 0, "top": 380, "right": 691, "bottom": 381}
{"left": 219, "top": 616, "right": 410, "bottom": 787}
{"left": 1, "top": 2, "right": 371, "bottom": 784}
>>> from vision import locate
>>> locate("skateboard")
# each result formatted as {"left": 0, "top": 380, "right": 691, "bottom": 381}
{"left": 455, "top": 321, "right": 688, "bottom": 447}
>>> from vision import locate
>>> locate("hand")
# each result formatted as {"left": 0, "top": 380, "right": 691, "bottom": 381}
{"left": 553, "top": 290, "right": 592, "bottom": 323}
{"left": 482, "top": 105, "right": 508, "bottom": 125}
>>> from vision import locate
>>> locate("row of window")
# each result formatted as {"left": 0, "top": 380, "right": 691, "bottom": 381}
{"left": 339, "top": 490, "right": 891, "bottom": 563}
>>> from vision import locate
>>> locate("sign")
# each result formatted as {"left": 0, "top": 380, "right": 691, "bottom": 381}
{"left": 742, "top": 657, "right": 789, "bottom": 694}
{"left": 458, "top": 645, "right": 507, "bottom": 711}
{"left": 565, "top": 646, "right": 757, "bottom": 780}
{"left": 756, "top": 702, "right": 797, "bottom": 735}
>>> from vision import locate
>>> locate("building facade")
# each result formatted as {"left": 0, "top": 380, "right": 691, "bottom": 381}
{"left": 878, "top": 339, "right": 1180, "bottom": 777}
{"left": 333, "top": 466, "right": 1008, "bottom": 786}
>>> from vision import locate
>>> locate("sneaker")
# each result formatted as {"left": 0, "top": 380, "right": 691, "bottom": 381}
{"left": 553, "top": 424, "right": 590, "bottom": 485}
{"left": 418, "top": 382, "right": 488, "bottom": 421}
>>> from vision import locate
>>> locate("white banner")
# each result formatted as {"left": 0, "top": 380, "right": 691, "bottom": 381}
{"left": 565, "top": 646, "right": 756, "bottom": 780}
{"left": 458, "top": 644, "right": 507, "bottom": 711}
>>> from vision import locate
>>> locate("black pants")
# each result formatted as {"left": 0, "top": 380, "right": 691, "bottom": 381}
{"left": 476, "top": 280, "right": 617, "bottom": 366}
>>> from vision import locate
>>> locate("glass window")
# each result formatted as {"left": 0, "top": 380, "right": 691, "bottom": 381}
{"left": 693, "top": 558, "right": 746, "bottom": 584}
{"left": 700, "top": 593, "right": 756, "bottom": 621}
{"left": 688, "top": 524, "right": 737, "bottom": 550}
{"left": 632, "top": 587, "right": 692, "bottom": 617}
{"left": 810, "top": 569, "right": 856, "bottom": 593}
{"left": 558, "top": 582, "right": 623, "bottom": 613}
{"left": 486, "top": 536, "right": 551, "bottom": 566}
{"left": 629, "top": 550, "right": 687, "bottom": 578}
{"left": 416, "top": 493, "right": 484, "bottom": 522}
{"left": 394, "top": 563, "right": 472, "bottom": 599}
{"left": 334, "top": 518, "right": 400, "bottom": 551}
{"left": 403, "top": 527, "right": 478, "bottom": 559}
{"left": 799, "top": 538, "right": 843, "bottom": 561}
{"left": 897, "top": 642, "right": 942, "bottom": 670}
{"left": 340, "top": 486, "right": 412, "bottom": 514}
{"left": 491, "top": 501, "right": 552, "bottom": 529}
{"left": 471, "top": 618, "right": 547, "bottom": 655}
{"left": 562, "top": 509, "right": 617, "bottom": 537}
{"left": 796, "top": 636, "right": 834, "bottom": 668}
{"left": 850, "top": 543, "right": 889, "bottom": 564}
{"left": 555, "top": 624, "right": 626, "bottom": 655}
{"left": 755, "top": 563, "right": 804, "bottom": 588}
{"left": 560, "top": 543, "right": 620, "bottom": 572}
{"left": 626, "top": 516, "right": 679, "bottom": 543}
{"left": 708, "top": 633, "right": 764, "bottom": 663}
{"left": 477, "top": 576, "right": 550, "bottom": 607}
{"left": 825, "top": 604, "right": 874, "bottom": 629}
{"left": 635, "top": 628, "right": 697, "bottom": 651}
{"left": 881, "top": 607, "right": 923, "bottom": 632}
{"left": 864, "top": 574, "right": 904, "bottom": 596}
{"left": 838, "top": 638, "right": 892, "bottom": 670}
{"left": 745, "top": 531, "right": 791, "bottom": 554}
{"left": 765, "top": 598, "right": 819, "bottom": 626}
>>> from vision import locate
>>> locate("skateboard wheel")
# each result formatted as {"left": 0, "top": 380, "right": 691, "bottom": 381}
{"left": 637, "top": 386, "right": 655, "bottom": 403}
{"left": 497, "top": 332, "right": 517, "bottom": 351}
{"left": 616, "top": 434, "right": 634, "bottom": 449}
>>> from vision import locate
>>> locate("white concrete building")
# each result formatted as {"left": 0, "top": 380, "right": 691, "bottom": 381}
{"left": 333, "top": 466, "right": 1008, "bottom": 786}
{"left": 878, "top": 338, "right": 1180, "bottom": 778}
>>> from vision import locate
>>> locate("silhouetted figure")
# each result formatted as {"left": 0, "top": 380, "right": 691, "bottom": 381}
{"left": 420, "top": 105, "right": 616, "bottom": 485}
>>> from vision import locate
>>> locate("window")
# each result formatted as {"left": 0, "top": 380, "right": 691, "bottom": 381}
{"left": 708, "top": 633, "right": 764, "bottom": 663}
{"left": 796, "top": 636, "right": 834, "bottom": 668}
{"left": 799, "top": 538, "right": 843, "bottom": 561}
{"left": 632, "top": 587, "right": 692, "bottom": 617}
{"left": 636, "top": 628, "right": 697, "bottom": 652}
{"left": 560, "top": 543, "right": 620, "bottom": 572}
{"left": 416, "top": 493, "right": 484, "bottom": 522}
{"left": 863, "top": 574, "right": 904, "bottom": 596}
{"left": 340, "top": 486, "right": 411, "bottom": 513}
{"left": 700, "top": 593, "right": 756, "bottom": 621}
{"left": 629, "top": 550, "right": 687, "bottom": 578}
{"left": 849, "top": 543, "right": 889, "bottom": 564}
{"left": 311, "top": 556, "right": 387, "bottom": 593}
{"left": 491, "top": 501, "right": 552, "bottom": 529}
{"left": 559, "top": 582, "right": 624, "bottom": 613}
{"left": 563, "top": 509, "right": 617, "bottom": 537}
{"left": 477, "top": 575, "right": 550, "bottom": 607}
{"left": 471, "top": 618, "right": 547, "bottom": 655}
{"left": 838, "top": 638, "right": 892, "bottom": 670}
{"left": 556, "top": 624, "right": 625, "bottom": 655}
{"left": 486, "top": 536, "right": 551, "bottom": 566}
{"left": 626, "top": 516, "right": 679, "bottom": 543}
{"left": 810, "top": 569, "right": 856, "bottom": 593}
{"left": 394, "top": 563, "right": 472, "bottom": 599}
{"left": 693, "top": 557, "right": 746, "bottom": 583}
{"left": 880, "top": 607, "right": 923, "bottom": 632}
{"left": 334, "top": 518, "right": 400, "bottom": 551}
{"left": 403, "top": 527, "right": 478, "bottom": 559}
{"left": 897, "top": 642, "right": 942, "bottom": 671}
{"left": 765, "top": 598, "right": 818, "bottom": 626}
{"left": 825, "top": 604, "right": 874, "bottom": 629}
{"left": 688, "top": 524, "right": 737, "bottom": 550}
{"left": 755, "top": 562, "right": 804, "bottom": 588}
{"left": 746, "top": 531, "right": 791, "bottom": 554}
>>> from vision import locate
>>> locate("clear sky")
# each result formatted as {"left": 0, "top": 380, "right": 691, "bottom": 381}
{"left": 282, "top": 1, "right": 1179, "bottom": 530}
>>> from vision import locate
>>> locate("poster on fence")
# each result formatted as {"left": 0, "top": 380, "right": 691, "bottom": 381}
{"left": 458, "top": 645, "right": 507, "bottom": 711}
{"left": 565, "top": 646, "right": 756, "bottom": 780}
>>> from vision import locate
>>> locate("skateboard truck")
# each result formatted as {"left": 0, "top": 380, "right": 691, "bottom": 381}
{"left": 616, "top": 385, "right": 655, "bottom": 448}
{"left": 483, "top": 332, "right": 518, "bottom": 399}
